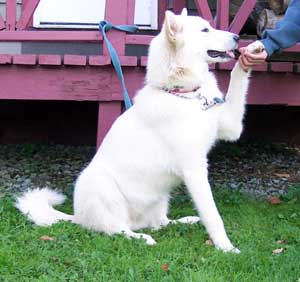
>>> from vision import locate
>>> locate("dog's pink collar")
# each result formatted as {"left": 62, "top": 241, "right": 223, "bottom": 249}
{"left": 161, "top": 85, "right": 225, "bottom": 110}
{"left": 165, "top": 86, "right": 201, "bottom": 94}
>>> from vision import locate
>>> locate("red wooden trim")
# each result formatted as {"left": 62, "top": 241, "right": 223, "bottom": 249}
{"left": 96, "top": 102, "right": 122, "bottom": 148}
{"left": 252, "top": 63, "right": 268, "bottom": 72}
{"left": 219, "top": 61, "right": 268, "bottom": 72}
{"left": 64, "top": 55, "right": 87, "bottom": 66}
{"left": 173, "top": 0, "right": 186, "bottom": 14}
{"left": 0, "top": 31, "right": 103, "bottom": 41}
{"left": 6, "top": 0, "right": 17, "bottom": 31}
{"left": 119, "top": 56, "right": 137, "bottom": 66}
{"left": 216, "top": 0, "right": 229, "bottom": 30}
{"left": 13, "top": 54, "right": 36, "bottom": 65}
{"left": 38, "top": 55, "right": 62, "bottom": 66}
{"left": 158, "top": 0, "right": 168, "bottom": 29}
{"left": 270, "top": 62, "right": 293, "bottom": 72}
{"left": 0, "top": 55, "right": 12, "bottom": 64}
{"left": 194, "top": 0, "right": 215, "bottom": 27}
{"left": 285, "top": 44, "right": 300, "bottom": 52}
{"left": 88, "top": 56, "right": 111, "bottom": 66}
{"left": 216, "top": 71, "right": 300, "bottom": 106}
{"left": 1, "top": 65, "right": 300, "bottom": 105}
{"left": 127, "top": 0, "right": 135, "bottom": 25}
{"left": 0, "top": 66, "right": 145, "bottom": 101}
{"left": 218, "top": 61, "right": 235, "bottom": 70}
{"left": 140, "top": 56, "right": 147, "bottom": 67}
{"left": 22, "top": 0, "right": 34, "bottom": 28}
{"left": 209, "top": 64, "right": 215, "bottom": 70}
{"left": 16, "top": 0, "right": 40, "bottom": 30}
{"left": 126, "top": 34, "right": 154, "bottom": 45}
{"left": 229, "top": 0, "right": 256, "bottom": 34}
{"left": 0, "top": 15, "right": 5, "bottom": 30}
{"left": 103, "top": 0, "right": 128, "bottom": 56}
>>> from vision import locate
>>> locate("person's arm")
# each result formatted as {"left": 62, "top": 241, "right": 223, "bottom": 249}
{"left": 261, "top": 0, "right": 300, "bottom": 56}
{"left": 238, "top": 0, "right": 300, "bottom": 71}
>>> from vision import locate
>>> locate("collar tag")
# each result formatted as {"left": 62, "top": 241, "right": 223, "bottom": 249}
{"left": 162, "top": 86, "right": 225, "bottom": 110}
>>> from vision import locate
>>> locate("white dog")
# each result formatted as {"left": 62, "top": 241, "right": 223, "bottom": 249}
{"left": 16, "top": 9, "right": 261, "bottom": 253}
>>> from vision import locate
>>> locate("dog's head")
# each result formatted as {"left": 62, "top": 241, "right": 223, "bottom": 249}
{"left": 146, "top": 9, "right": 239, "bottom": 88}
{"left": 163, "top": 9, "right": 239, "bottom": 64}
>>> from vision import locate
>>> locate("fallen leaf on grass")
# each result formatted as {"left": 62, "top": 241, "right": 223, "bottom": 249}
{"left": 161, "top": 263, "right": 169, "bottom": 272}
{"left": 274, "top": 173, "right": 290, "bottom": 178}
{"left": 276, "top": 239, "right": 287, "bottom": 244}
{"left": 40, "top": 235, "right": 55, "bottom": 241}
{"left": 205, "top": 239, "right": 214, "bottom": 246}
{"left": 272, "top": 248, "right": 284, "bottom": 254}
{"left": 268, "top": 196, "right": 282, "bottom": 205}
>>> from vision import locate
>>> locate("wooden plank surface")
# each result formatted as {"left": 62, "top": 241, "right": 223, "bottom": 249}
{"left": 38, "top": 55, "right": 62, "bottom": 66}
{"left": 0, "top": 65, "right": 299, "bottom": 105}
{"left": 64, "top": 55, "right": 87, "bottom": 66}
{"left": 13, "top": 54, "right": 37, "bottom": 65}
{"left": 0, "top": 55, "right": 12, "bottom": 64}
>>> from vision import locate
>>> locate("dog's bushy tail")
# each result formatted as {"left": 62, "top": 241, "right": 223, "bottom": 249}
{"left": 15, "top": 188, "right": 73, "bottom": 226}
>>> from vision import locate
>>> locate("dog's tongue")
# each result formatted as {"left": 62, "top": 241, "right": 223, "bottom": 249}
{"left": 226, "top": 50, "right": 235, "bottom": 59}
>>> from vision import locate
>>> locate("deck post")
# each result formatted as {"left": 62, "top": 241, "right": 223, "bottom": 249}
{"left": 96, "top": 102, "right": 122, "bottom": 148}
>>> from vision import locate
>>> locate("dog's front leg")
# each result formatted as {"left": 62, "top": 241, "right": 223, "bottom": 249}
{"left": 217, "top": 62, "right": 250, "bottom": 141}
{"left": 183, "top": 167, "right": 240, "bottom": 253}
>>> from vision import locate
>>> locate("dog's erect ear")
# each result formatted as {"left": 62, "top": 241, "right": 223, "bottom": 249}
{"left": 164, "top": 10, "right": 183, "bottom": 43}
{"left": 181, "top": 8, "right": 188, "bottom": 16}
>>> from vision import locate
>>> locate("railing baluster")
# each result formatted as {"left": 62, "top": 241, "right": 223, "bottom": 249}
{"left": 0, "top": 16, "right": 5, "bottom": 30}
{"left": 193, "top": 0, "right": 215, "bottom": 27}
{"left": 229, "top": 0, "right": 256, "bottom": 34}
{"left": 158, "top": 0, "right": 168, "bottom": 29}
{"left": 216, "top": 0, "right": 229, "bottom": 30}
{"left": 6, "top": 0, "right": 17, "bottom": 30}
{"left": 173, "top": 0, "right": 186, "bottom": 14}
{"left": 16, "top": 0, "right": 40, "bottom": 30}
{"left": 104, "top": 0, "right": 128, "bottom": 56}
{"left": 127, "top": 0, "right": 135, "bottom": 25}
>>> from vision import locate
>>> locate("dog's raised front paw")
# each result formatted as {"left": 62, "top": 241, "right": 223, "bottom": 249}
{"left": 246, "top": 40, "right": 265, "bottom": 55}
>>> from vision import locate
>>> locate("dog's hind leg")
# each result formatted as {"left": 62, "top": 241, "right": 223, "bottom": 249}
{"left": 148, "top": 198, "right": 201, "bottom": 230}
{"left": 121, "top": 229, "right": 157, "bottom": 245}
{"left": 172, "top": 216, "right": 201, "bottom": 224}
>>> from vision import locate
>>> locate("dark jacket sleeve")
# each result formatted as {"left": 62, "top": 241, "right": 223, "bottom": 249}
{"left": 260, "top": 0, "right": 300, "bottom": 56}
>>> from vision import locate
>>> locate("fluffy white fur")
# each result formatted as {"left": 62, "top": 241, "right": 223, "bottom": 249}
{"left": 16, "top": 10, "right": 260, "bottom": 252}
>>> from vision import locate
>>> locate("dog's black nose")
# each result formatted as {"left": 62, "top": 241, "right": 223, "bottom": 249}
{"left": 233, "top": 35, "right": 240, "bottom": 42}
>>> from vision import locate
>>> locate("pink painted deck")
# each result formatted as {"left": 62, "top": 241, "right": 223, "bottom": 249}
{"left": 0, "top": 0, "right": 300, "bottom": 147}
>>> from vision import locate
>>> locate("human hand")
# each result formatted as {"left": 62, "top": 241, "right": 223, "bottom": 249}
{"left": 238, "top": 41, "right": 267, "bottom": 71}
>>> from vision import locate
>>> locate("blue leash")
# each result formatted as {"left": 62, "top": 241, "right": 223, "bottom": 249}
{"left": 99, "top": 21, "right": 138, "bottom": 110}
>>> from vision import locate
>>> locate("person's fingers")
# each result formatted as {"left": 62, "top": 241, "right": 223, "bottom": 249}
{"left": 238, "top": 47, "right": 247, "bottom": 55}
{"left": 238, "top": 55, "right": 250, "bottom": 71}
{"left": 243, "top": 50, "right": 267, "bottom": 62}
{"left": 244, "top": 56, "right": 265, "bottom": 64}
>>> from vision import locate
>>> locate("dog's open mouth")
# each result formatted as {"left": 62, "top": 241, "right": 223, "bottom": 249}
{"left": 207, "top": 49, "right": 240, "bottom": 60}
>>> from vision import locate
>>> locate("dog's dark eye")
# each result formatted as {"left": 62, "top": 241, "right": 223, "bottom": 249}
{"left": 201, "top": 28, "right": 209, "bottom": 32}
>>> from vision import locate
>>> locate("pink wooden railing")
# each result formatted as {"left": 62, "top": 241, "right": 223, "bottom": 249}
{"left": 1, "top": 0, "right": 300, "bottom": 147}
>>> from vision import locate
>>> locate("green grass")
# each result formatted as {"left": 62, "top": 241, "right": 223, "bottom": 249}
{"left": 0, "top": 189, "right": 300, "bottom": 282}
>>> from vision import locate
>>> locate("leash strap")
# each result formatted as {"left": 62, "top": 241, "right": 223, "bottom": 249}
{"left": 99, "top": 21, "right": 138, "bottom": 110}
